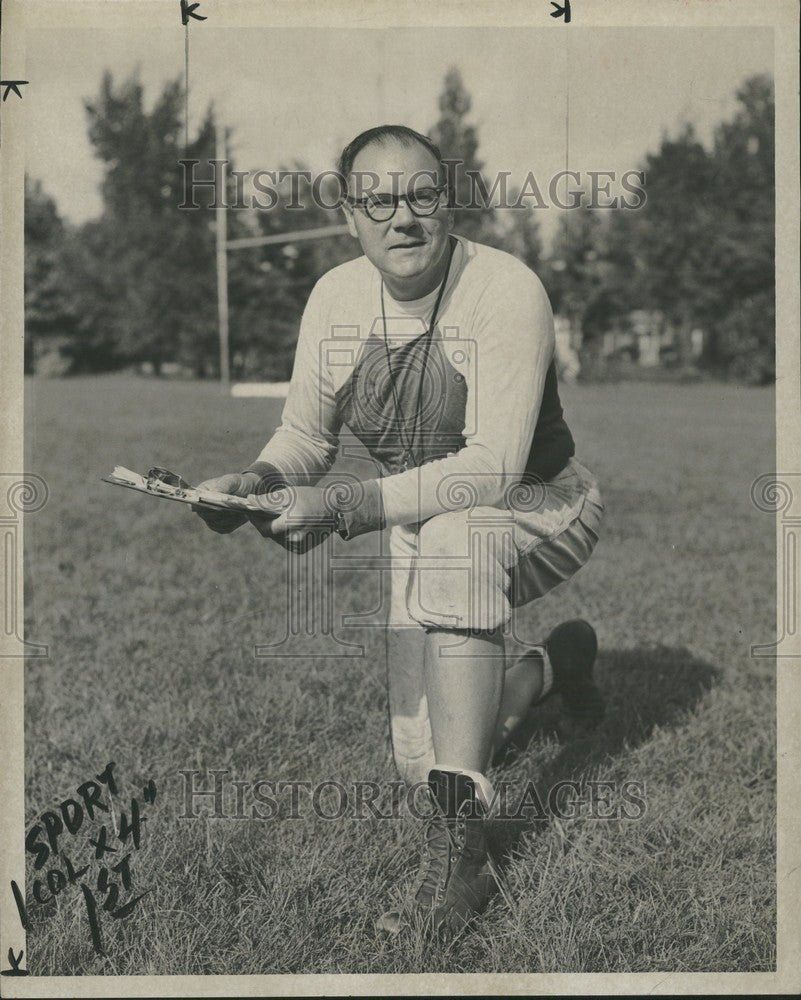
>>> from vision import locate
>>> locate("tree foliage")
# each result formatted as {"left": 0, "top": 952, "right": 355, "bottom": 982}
{"left": 24, "top": 179, "right": 76, "bottom": 373}
{"left": 24, "top": 69, "right": 774, "bottom": 384}
{"left": 429, "top": 67, "right": 497, "bottom": 243}
{"left": 76, "top": 72, "right": 219, "bottom": 374}
{"left": 543, "top": 73, "right": 775, "bottom": 381}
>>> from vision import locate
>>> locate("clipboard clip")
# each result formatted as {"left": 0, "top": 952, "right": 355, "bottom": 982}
{"left": 145, "top": 467, "right": 193, "bottom": 497}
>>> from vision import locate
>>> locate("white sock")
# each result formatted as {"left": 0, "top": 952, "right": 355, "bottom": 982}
{"left": 433, "top": 764, "right": 496, "bottom": 815}
{"left": 539, "top": 644, "right": 554, "bottom": 701}
{"left": 518, "top": 644, "right": 553, "bottom": 704}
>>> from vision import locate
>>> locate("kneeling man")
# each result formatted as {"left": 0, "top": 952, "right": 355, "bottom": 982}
{"left": 195, "top": 125, "right": 605, "bottom": 935}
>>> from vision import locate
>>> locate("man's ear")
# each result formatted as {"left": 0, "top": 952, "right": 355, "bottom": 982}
{"left": 341, "top": 202, "right": 359, "bottom": 239}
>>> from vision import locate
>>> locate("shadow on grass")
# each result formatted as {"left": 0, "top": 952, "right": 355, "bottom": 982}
{"left": 488, "top": 644, "right": 720, "bottom": 853}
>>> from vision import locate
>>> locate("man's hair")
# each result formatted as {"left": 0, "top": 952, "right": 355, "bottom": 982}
{"left": 336, "top": 125, "right": 445, "bottom": 197}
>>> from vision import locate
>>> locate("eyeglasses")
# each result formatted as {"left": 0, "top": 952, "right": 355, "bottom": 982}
{"left": 344, "top": 184, "right": 448, "bottom": 222}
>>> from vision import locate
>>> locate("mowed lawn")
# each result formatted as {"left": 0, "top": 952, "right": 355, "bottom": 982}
{"left": 22, "top": 375, "right": 775, "bottom": 975}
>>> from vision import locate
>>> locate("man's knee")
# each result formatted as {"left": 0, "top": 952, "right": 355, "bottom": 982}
{"left": 417, "top": 507, "right": 518, "bottom": 555}
{"left": 407, "top": 508, "right": 516, "bottom": 631}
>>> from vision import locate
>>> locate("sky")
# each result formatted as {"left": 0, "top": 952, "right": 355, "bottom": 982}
{"left": 24, "top": 25, "right": 773, "bottom": 239}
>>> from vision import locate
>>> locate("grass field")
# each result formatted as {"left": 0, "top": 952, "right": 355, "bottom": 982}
{"left": 22, "top": 374, "right": 776, "bottom": 975}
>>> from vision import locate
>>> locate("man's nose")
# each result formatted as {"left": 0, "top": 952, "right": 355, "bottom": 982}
{"left": 391, "top": 197, "right": 419, "bottom": 228}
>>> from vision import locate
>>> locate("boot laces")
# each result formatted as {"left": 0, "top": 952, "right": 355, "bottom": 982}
{"left": 415, "top": 806, "right": 466, "bottom": 901}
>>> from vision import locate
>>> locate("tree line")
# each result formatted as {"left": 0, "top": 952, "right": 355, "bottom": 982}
{"left": 24, "top": 69, "right": 774, "bottom": 384}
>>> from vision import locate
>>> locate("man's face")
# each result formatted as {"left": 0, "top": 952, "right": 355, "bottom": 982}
{"left": 342, "top": 139, "right": 452, "bottom": 293}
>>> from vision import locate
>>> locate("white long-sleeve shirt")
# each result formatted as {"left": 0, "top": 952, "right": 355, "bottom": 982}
{"left": 248, "top": 235, "right": 574, "bottom": 536}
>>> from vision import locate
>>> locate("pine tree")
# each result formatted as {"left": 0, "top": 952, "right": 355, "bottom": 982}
{"left": 24, "top": 178, "right": 77, "bottom": 374}
{"left": 429, "top": 68, "right": 496, "bottom": 242}
{"left": 706, "top": 74, "right": 774, "bottom": 381}
{"left": 78, "top": 71, "right": 218, "bottom": 373}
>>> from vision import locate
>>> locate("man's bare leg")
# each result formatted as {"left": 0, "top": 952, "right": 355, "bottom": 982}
{"left": 423, "top": 627, "right": 505, "bottom": 773}
{"left": 385, "top": 625, "right": 434, "bottom": 786}
{"left": 380, "top": 621, "right": 603, "bottom": 935}
{"left": 387, "top": 625, "right": 544, "bottom": 776}
{"left": 493, "top": 620, "right": 604, "bottom": 755}
{"left": 420, "top": 630, "right": 550, "bottom": 768}
{"left": 377, "top": 626, "right": 505, "bottom": 936}
{"left": 493, "top": 647, "right": 547, "bottom": 754}
{"left": 399, "top": 625, "right": 599, "bottom": 772}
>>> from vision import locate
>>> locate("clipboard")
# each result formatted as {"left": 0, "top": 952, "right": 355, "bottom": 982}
{"left": 101, "top": 466, "right": 282, "bottom": 516}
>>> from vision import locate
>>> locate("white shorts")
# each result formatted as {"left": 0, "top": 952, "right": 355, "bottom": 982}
{"left": 388, "top": 458, "right": 604, "bottom": 630}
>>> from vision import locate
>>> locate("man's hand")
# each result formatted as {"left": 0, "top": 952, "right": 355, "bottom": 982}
{"left": 249, "top": 485, "right": 334, "bottom": 553}
{"left": 192, "top": 472, "right": 260, "bottom": 534}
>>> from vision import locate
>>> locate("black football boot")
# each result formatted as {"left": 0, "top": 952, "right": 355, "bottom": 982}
{"left": 543, "top": 618, "right": 605, "bottom": 724}
{"left": 407, "top": 768, "right": 498, "bottom": 936}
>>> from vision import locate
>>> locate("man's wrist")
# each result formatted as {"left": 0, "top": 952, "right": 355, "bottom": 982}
{"left": 335, "top": 479, "right": 385, "bottom": 540}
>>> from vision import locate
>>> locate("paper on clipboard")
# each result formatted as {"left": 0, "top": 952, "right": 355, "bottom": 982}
{"left": 101, "top": 466, "right": 282, "bottom": 516}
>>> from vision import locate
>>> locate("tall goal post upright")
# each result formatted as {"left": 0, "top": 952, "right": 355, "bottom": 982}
{"left": 213, "top": 116, "right": 349, "bottom": 391}
{"left": 215, "top": 116, "right": 231, "bottom": 387}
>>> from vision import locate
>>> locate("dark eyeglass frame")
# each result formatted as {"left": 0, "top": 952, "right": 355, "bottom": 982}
{"left": 343, "top": 183, "right": 449, "bottom": 222}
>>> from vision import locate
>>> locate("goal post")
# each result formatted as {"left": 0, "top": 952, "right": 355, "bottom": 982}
{"left": 214, "top": 123, "right": 350, "bottom": 390}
